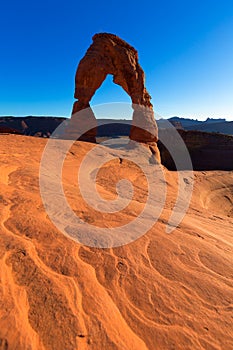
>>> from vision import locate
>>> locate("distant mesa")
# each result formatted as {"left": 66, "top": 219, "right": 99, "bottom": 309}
{"left": 168, "top": 116, "right": 233, "bottom": 134}
{"left": 69, "top": 32, "right": 160, "bottom": 161}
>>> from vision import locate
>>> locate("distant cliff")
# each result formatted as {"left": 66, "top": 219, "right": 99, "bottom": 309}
{"left": 169, "top": 116, "right": 233, "bottom": 135}
{"left": 158, "top": 129, "right": 233, "bottom": 170}
{"left": 0, "top": 116, "right": 66, "bottom": 137}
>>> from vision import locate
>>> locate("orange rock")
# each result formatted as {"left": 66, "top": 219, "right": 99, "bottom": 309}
{"left": 71, "top": 33, "right": 159, "bottom": 155}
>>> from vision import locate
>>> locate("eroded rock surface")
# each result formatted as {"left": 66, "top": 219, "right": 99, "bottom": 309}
{"left": 71, "top": 33, "right": 160, "bottom": 159}
{"left": 1, "top": 135, "right": 233, "bottom": 349}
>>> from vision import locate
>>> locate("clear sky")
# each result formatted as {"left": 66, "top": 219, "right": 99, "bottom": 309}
{"left": 1, "top": 0, "right": 233, "bottom": 120}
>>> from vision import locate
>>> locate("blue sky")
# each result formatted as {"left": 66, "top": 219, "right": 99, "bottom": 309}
{"left": 0, "top": 0, "right": 233, "bottom": 120}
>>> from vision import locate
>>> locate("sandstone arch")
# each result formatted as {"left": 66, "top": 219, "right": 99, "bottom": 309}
{"left": 71, "top": 33, "right": 160, "bottom": 160}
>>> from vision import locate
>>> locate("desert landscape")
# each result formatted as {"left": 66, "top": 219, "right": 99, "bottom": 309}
{"left": 0, "top": 133, "right": 232, "bottom": 349}
{"left": 1, "top": 0, "right": 233, "bottom": 347}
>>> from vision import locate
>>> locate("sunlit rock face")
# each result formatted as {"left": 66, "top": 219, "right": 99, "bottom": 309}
{"left": 71, "top": 33, "right": 160, "bottom": 160}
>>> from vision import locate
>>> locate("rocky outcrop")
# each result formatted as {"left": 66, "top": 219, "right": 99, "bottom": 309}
{"left": 158, "top": 129, "right": 233, "bottom": 170}
{"left": 0, "top": 125, "right": 22, "bottom": 134}
{"left": 71, "top": 33, "right": 160, "bottom": 160}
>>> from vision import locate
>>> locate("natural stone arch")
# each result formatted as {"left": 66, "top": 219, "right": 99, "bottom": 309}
{"left": 70, "top": 33, "right": 160, "bottom": 160}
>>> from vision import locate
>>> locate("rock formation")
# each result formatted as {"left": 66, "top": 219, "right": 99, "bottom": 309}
{"left": 71, "top": 33, "right": 160, "bottom": 160}
{"left": 158, "top": 129, "right": 233, "bottom": 170}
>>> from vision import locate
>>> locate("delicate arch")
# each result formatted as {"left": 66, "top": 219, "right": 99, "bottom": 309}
{"left": 71, "top": 33, "right": 160, "bottom": 160}
{"left": 72, "top": 33, "right": 152, "bottom": 111}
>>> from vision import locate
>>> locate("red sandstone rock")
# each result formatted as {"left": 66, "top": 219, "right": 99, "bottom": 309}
{"left": 71, "top": 33, "right": 160, "bottom": 159}
{"left": 73, "top": 33, "right": 152, "bottom": 108}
